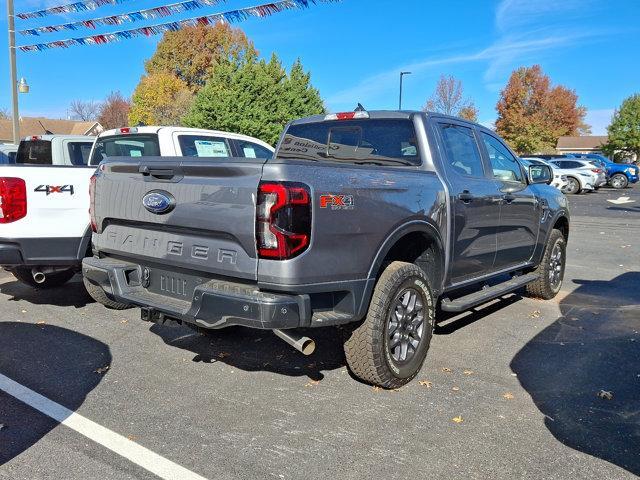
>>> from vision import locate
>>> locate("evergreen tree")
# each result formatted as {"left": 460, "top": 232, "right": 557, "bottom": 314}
{"left": 184, "top": 55, "right": 325, "bottom": 145}
{"left": 603, "top": 94, "right": 640, "bottom": 161}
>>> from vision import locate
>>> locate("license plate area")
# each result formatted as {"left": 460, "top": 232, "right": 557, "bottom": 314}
{"left": 146, "top": 267, "right": 202, "bottom": 301}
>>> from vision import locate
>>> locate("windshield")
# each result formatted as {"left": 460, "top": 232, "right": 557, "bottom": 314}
{"left": 16, "top": 140, "right": 52, "bottom": 165}
{"left": 277, "top": 119, "right": 421, "bottom": 166}
{"left": 90, "top": 134, "right": 160, "bottom": 165}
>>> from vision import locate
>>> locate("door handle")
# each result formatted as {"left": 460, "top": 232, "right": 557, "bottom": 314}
{"left": 502, "top": 193, "right": 516, "bottom": 204}
{"left": 458, "top": 191, "right": 474, "bottom": 203}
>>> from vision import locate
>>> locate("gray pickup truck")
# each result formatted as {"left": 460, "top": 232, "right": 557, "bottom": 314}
{"left": 83, "top": 110, "right": 569, "bottom": 388}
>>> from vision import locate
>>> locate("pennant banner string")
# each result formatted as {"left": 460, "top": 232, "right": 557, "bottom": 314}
{"left": 19, "top": 0, "right": 227, "bottom": 36}
{"left": 17, "top": 0, "right": 136, "bottom": 20}
{"left": 18, "top": 0, "right": 340, "bottom": 52}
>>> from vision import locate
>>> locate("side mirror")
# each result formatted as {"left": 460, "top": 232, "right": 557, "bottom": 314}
{"left": 528, "top": 164, "right": 553, "bottom": 185}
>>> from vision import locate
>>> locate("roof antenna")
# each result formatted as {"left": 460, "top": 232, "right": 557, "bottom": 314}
{"left": 38, "top": 120, "right": 53, "bottom": 135}
{"left": 354, "top": 103, "right": 366, "bottom": 112}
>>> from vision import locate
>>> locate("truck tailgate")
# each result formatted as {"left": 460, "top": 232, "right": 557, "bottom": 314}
{"left": 93, "top": 158, "right": 265, "bottom": 280}
{"left": 0, "top": 165, "right": 94, "bottom": 239}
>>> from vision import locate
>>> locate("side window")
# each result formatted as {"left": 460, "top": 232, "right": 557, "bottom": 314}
{"left": 235, "top": 140, "right": 273, "bottom": 159}
{"left": 67, "top": 142, "right": 93, "bottom": 165}
{"left": 437, "top": 123, "right": 484, "bottom": 177}
{"left": 481, "top": 133, "right": 523, "bottom": 182}
{"left": 178, "top": 135, "right": 230, "bottom": 158}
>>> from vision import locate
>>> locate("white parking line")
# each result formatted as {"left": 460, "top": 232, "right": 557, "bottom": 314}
{"left": 0, "top": 373, "right": 208, "bottom": 480}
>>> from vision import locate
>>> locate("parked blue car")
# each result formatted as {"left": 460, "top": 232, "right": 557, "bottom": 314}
{"left": 567, "top": 153, "right": 638, "bottom": 189}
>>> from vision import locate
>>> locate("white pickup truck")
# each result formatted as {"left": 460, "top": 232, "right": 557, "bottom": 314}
{"left": 0, "top": 127, "right": 274, "bottom": 289}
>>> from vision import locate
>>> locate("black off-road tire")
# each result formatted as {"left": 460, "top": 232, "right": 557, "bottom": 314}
{"left": 83, "top": 276, "right": 132, "bottom": 310}
{"left": 11, "top": 267, "right": 76, "bottom": 289}
{"left": 525, "top": 229, "right": 566, "bottom": 300}
{"left": 343, "top": 261, "right": 436, "bottom": 389}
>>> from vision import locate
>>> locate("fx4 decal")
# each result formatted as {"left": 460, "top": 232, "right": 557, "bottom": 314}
{"left": 319, "top": 194, "right": 354, "bottom": 210}
{"left": 34, "top": 184, "right": 75, "bottom": 196}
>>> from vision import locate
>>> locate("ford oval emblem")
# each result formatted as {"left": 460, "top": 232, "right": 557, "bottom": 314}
{"left": 142, "top": 190, "right": 175, "bottom": 215}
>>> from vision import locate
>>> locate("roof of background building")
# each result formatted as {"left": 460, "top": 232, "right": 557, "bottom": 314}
{"left": 556, "top": 135, "right": 608, "bottom": 150}
{"left": 0, "top": 117, "right": 102, "bottom": 142}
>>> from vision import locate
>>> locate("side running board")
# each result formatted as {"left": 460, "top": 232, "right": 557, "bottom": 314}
{"left": 440, "top": 273, "right": 539, "bottom": 313}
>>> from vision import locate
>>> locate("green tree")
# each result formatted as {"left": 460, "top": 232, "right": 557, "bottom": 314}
{"left": 184, "top": 54, "right": 325, "bottom": 145}
{"left": 603, "top": 94, "right": 640, "bottom": 161}
{"left": 145, "top": 23, "right": 256, "bottom": 91}
{"left": 495, "top": 65, "right": 588, "bottom": 154}
{"left": 129, "top": 73, "right": 192, "bottom": 126}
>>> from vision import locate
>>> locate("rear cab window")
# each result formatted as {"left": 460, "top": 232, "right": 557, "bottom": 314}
{"left": 276, "top": 119, "right": 421, "bottom": 166}
{"left": 67, "top": 142, "right": 94, "bottom": 165}
{"left": 235, "top": 139, "right": 273, "bottom": 159}
{"left": 177, "top": 135, "right": 231, "bottom": 158}
{"left": 16, "top": 140, "right": 52, "bottom": 165}
{"left": 90, "top": 134, "right": 160, "bottom": 165}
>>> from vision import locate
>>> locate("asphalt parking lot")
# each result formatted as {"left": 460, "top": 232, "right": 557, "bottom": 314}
{"left": 1, "top": 186, "right": 638, "bottom": 480}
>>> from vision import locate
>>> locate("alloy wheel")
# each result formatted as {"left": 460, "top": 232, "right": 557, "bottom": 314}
{"left": 387, "top": 288, "right": 425, "bottom": 363}
{"left": 548, "top": 242, "right": 564, "bottom": 290}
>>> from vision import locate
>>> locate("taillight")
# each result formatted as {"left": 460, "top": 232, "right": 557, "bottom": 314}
{"left": 324, "top": 111, "right": 370, "bottom": 120}
{"left": 89, "top": 174, "right": 97, "bottom": 232}
{"left": 0, "top": 177, "right": 27, "bottom": 223}
{"left": 591, "top": 168, "right": 602, "bottom": 173}
{"left": 256, "top": 182, "right": 311, "bottom": 260}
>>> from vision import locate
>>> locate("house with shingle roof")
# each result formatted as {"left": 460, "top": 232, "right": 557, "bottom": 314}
{"left": 0, "top": 117, "right": 103, "bottom": 143}
{"left": 555, "top": 135, "right": 608, "bottom": 155}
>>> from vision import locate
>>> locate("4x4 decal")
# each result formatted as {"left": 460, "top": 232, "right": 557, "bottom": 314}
{"left": 34, "top": 184, "right": 75, "bottom": 195}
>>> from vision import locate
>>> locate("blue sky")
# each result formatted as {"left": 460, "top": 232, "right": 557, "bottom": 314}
{"left": 1, "top": 0, "right": 638, "bottom": 134}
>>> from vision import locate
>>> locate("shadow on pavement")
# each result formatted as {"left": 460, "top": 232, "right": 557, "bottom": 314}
{"left": 0, "top": 322, "right": 111, "bottom": 465}
{"left": 0, "top": 276, "right": 93, "bottom": 309}
{"left": 149, "top": 323, "right": 346, "bottom": 381}
{"left": 511, "top": 272, "right": 640, "bottom": 475}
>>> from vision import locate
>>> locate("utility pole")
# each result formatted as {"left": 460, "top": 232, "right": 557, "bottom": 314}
{"left": 7, "top": 0, "right": 20, "bottom": 144}
{"left": 399, "top": 71, "right": 412, "bottom": 110}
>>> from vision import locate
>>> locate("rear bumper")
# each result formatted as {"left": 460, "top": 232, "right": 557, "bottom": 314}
{"left": 0, "top": 236, "right": 87, "bottom": 267}
{"left": 82, "top": 256, "right": 313, "bottom": 330}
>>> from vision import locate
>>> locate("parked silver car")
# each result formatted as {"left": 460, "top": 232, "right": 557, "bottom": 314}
{"left": 550, "top": 159, "right": 607, "bottom": 190}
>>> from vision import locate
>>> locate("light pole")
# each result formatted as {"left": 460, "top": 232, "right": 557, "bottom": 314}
{"left": 399, "top": 71, "right": 412, "bottom": 110}
{"left": 7, "top": 0, "right": 28, "bottom": 145}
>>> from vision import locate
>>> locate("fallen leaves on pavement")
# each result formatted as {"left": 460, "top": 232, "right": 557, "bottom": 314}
{"left": 597, "top": 390, "right": 614, "bottom": 400}
{"left": 463, "top": 370, "right": 474, "bottom": 376}
{"left": 452, "top": 416, "right": 463, "bottom": 424}
{"left": 503, "top": 392, "right": 514, "bottom": 400}
{"left": 452, "top": 386, "right": 460, "bottom": 392}
{"left": 441, "top": 367, "right": 452, "bottom": 373}
{"left": 529, "top": 310, "right": 541, "bottom": 318}
{"left": 94, "top": 365, "right": 110, "bottom": 374}
{"left": 36, "top": 321, "right": 46, "bottom": 325}
{"left": 304, "top": 380, "right": 320, "bottom": 388}
{"left": 418, "top": 380, "right": 433, "bottom": 388}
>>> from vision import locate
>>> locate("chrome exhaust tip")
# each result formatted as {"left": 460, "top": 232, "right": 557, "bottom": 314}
{"left": 31, "top": 269, "right": 46, "bottom": 284}
{"left": 273, "top": 329, "right": 316, "bottom": 356}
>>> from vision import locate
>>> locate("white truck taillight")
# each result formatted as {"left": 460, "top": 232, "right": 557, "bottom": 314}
{"left": 0, "top": 177, "right": 27, "bottom": 224}
{"left": 256, "top": 182, "right": 311, "bottom": 260}
{"left": 89, "top": 173, "right": 97, "bottom": 232}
